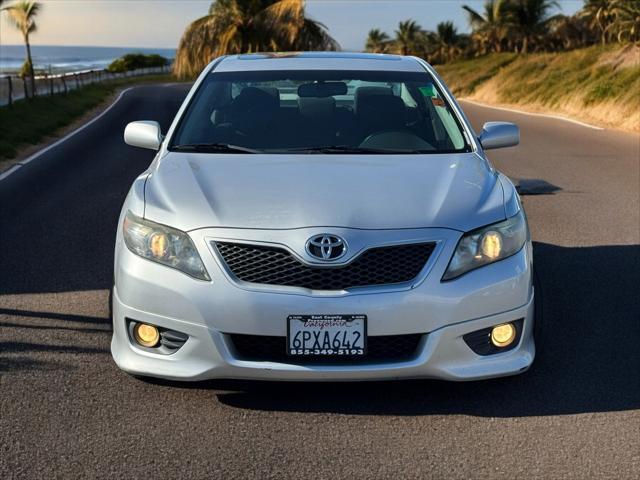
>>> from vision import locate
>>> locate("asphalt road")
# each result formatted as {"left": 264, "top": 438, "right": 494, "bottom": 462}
{"left": 1, "top": 85, "right": 638, "bottom": 479}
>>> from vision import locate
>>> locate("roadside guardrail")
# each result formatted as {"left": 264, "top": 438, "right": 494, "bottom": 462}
{"left": 0, "top": 65, "right": 172, "bottom": 107}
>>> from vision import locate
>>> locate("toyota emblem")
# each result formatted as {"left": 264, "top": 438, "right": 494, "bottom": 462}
{"left": 306, "top": 234, "right": 347, "bottom": 261}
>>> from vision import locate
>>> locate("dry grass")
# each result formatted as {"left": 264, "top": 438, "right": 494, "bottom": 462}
{"left": 434, "top": 53, "right": 518, "bottom": 96}
{"left": 437, "top": 45, "right": 640, "bottom": 132}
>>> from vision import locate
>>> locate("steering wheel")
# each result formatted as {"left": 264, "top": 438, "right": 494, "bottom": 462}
{"left": 360, "top": 131, "right": 435, "bottom": 151}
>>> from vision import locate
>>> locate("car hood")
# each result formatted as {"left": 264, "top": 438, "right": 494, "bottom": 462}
{"left": 143, "top": 152, "right": 505, "bottom": 232}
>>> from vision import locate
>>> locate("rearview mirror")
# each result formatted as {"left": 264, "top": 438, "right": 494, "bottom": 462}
{"left": 478, "top": 122, "right": 519, "bottom": 150}
{"left": 124, "top": 121, "right": 163, "bottom": 150}
{"left": 298, "top": 82, "right": 347, "bottom": 98}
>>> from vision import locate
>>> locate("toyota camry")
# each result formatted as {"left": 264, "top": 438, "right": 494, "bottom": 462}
{"left": 111, "top": 52, "right": 535, "bottom": 381}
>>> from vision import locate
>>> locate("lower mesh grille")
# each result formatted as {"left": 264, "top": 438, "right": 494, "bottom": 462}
{"left": 214, "top": 241, "right": 436, "bottom": 291}
{"left": 229, "top": 333, "right": 423, "bottom": 364}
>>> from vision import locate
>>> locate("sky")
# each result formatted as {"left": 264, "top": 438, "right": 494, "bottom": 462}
{"left": 0, "top": 0, "right": 584, "bottom": 51}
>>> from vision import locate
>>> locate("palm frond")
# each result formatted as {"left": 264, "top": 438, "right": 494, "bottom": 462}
{"left": 5, "top": 1, "right": 41, "bottom": 35}
{"left": 259, "top": 0, "right": 305, "bottom": 46}
{"left": 6, "top": 9, "right": 28, "bottom": 34}
{"left": 174, "top": 0, "right": 337, "bottom": 79}
{"left": 463, "top": 5, "right": 487, "bottom": 27}
{"left": 173, "top": 14, "right": 221, "bottom": 79}
{"left": 366, "top": 28, "right": 391, "bottom": 53}
{"left": 298, "top": 17, "right": 340, "bottom": 51}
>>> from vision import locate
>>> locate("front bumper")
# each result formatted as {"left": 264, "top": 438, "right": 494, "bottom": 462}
{"left": 112, "top": 288, "right": 534, "bottom": 381}
{"left": 111, "top": 226, "right": 535, "bottom": 382}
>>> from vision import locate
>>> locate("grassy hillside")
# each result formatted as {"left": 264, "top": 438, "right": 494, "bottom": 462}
{"left": 436, "top": 45, "right": 640, "bottom": 132}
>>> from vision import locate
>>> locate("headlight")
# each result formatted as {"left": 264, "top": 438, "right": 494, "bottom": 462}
{"left": 442, "top": 210, "right": 528, "bottom": 281}
{"left": 122, "top": 211, "right": 210, "bottom": 281}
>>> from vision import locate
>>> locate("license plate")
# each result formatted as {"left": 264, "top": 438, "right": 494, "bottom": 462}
{"left": 287, "top": 314, "right": 366, "bottom": 356}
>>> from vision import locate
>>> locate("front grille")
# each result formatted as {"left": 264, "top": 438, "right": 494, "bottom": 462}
{"left": 214, "top": 241, "right": 436, "bottom": 291}
{"left": 229, "top": 333, "right": 423, "bottom": 364}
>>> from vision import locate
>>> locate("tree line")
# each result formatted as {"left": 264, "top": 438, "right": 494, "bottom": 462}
{"left": 2, "top": 0, "right": 637, "bottom": 87}
{"left": 365, "top": 0, "right": 640, "bottom": 64}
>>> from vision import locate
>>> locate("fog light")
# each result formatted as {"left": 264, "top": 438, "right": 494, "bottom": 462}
{"left": 133, "top": 323, "right": 160, "bottom": 347}
{"left": 491, "top": 323, "right": 516, "bottom": 348}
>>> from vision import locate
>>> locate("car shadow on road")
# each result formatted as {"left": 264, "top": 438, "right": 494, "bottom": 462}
{"left": 207, "top": 242, "right": 640, "bottom": 417}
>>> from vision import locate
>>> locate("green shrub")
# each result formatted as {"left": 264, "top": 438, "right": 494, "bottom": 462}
{"left": 107, "top": 53, "right": 169, "bottom": 73}
{"left": 19, "top": 59, "right": 32, "bottom": 79}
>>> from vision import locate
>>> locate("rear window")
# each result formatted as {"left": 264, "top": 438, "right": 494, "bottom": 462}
{"left": 170, "top": 70, "right": 471, "bottom": 154}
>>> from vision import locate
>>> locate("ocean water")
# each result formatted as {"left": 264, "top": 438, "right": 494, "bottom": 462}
{"left": 0, "top": 45, "right": 176, "bottom": 73}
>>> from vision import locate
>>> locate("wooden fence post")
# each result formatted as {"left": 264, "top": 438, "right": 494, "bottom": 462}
{"left": 7, "top": 76, "right": 13, "bottom": 107}
{"left": 74, "top": 73, "right": 80, "bottom": 89}
{"left": 22, "top": 76, "right": 29, "bottom": 99}
{"left": 61, "top": 75, "right": 67, "bottom": 95}
{"left": 49, "top": 75, "right": 54, "bottom": 96}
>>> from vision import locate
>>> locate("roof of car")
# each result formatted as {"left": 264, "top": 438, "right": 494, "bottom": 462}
{"left": 214, "top": 52, "right": 426, "bottom": 73}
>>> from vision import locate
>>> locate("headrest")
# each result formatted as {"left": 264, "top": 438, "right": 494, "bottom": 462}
{"left": 232, "top": 87, "right": 280, "bottom": 112}
{"left": 355, "top": 94, "right": 407, "bottom": 131}
{"left": 297, "top": 96, "right": 336, "bottom": 120}
{"left": 228, "top": 87, "right": 280, "bottom": 132}
{"left": 354, "top": 86, "right": 392, "bottom": 115}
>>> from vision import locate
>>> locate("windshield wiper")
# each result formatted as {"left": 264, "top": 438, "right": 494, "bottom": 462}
{"left": 171, "top": 143, "right": 261, "bottom": 154}
{"left": 274, "top": 145, "right": 426, "bottom": 154}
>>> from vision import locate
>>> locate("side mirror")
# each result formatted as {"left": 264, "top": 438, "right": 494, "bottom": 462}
{"left": 478, "top": 122, "right": 519, "bottom": 150}
{"left": 124, "top": 121, "right": 163, "bottom": 150}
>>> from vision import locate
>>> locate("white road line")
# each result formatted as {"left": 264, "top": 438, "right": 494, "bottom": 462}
{"left": 0, "top": 87, "right": 135, "bottom": 182}
{"left": 459, "top": 98, "right": 605, "bottom": 131}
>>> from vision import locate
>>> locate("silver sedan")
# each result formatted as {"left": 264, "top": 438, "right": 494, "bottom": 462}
{"left": 111, "top": 52, "right": 534, "bottom": 381}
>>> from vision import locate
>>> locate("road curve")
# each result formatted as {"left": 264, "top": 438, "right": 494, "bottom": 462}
{"left": 1, "top": 85, "right": 638, "bottom": 479}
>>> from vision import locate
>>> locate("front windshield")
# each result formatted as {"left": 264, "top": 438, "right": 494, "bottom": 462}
{"left": 170, "top": 70, "right": 472, "bottom": 154}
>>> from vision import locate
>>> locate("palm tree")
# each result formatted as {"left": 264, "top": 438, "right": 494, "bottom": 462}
{"left": 173, "top": 0, "right": 338, "bottom": 79}
{"left": 580, "top": 0, "right": 617, "bottom": 45}
{"left": 581, "top": 0, "right": 640, "bottom": 45}
{"left": 365, "top": 28, "right": 390, "bottom": 53}
{"left": 463, "top": 0, "right": 513, "bottom": 54}
{"left": 610, "top": 0, "right": 640, "bottom": 43}
{"left": 394, "top": 20, "right": 423, "bottom": 56}
{"left": 547, "top": 13, "right": 596, "bottom": 50}
{"left": 509, "top": 0, "right": 561, "bottom": 53}
{"left": 3, "top": 0, "right": 41, "bottom": 97}
{"left": 432, "top": 21, "right": 464, "bottom": 63}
